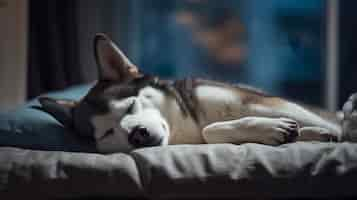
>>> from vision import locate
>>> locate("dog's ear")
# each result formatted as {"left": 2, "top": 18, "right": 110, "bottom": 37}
{"left": 94, "top": 33, "right": 140, "bottom": 82}
{"left": 34, "top": 97, "right": 77, "bottom": 128}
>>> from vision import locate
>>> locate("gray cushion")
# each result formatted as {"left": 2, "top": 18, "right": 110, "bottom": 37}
{"left": 0, "top": 147, "right": 143, "bottom": 199}
{"left": 2, "top": 142, "right": 357, "bottom": 199}
{"left": 0, "top": 84, "right": 96, "bottom": 152}
{"left": 132, "top": 142, "right": 357, "bottom": 199}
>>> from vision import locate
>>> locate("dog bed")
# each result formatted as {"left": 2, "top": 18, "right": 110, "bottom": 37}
{"left": 1, "top": 84, "right": 357, "bottom": 199}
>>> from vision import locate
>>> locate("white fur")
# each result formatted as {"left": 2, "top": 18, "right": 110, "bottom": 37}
{"left": 195, "top": 85, "right": 239, "bottom": 101}
{"left": 249, "top": 102, "right": 342, "bottom": 137}
{"left": 202, "top": 117, "right": 298, "bottom": 145}
{"left": 140, "top": 87, "right": 202, "bottom": 144}
{"left": 109, "top": 97, "right": 136, "bottom": 115}
{"left": 120, "top": 108, "right": 169, "bottom": 145}
{"left": 138, "top": 86, "right": 165, "bottom": 107}
{"left": 91, "top": 86, "right": 172, "bottom": 153}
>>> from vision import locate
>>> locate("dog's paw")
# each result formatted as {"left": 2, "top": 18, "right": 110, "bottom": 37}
{"left": 342, "top": 93, "right": 357, "bottom": 141}
{"left": 202, "top": 117, "right": 299, "bottom": 145}
{"left": 258, "top": 117, "right": 299, "bottom": 145}
{"left": 298, "top": 127, "right": 338, "bottom": 142}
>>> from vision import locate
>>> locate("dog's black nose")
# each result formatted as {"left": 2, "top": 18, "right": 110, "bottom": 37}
{"left": 128, "top": 126, "right": 162, "bottom": 147}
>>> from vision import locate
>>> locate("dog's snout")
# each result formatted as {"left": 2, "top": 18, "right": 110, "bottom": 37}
{"left": 131, "top": 126, "right": 150, "bottom": 141}
{"left": 128, "top": 126, "right": 162, "bottom": 148}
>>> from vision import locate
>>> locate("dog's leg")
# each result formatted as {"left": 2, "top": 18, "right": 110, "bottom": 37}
{"left": 202, "top": 117, "right": 299, "bottom": 146}
{"left": 297, "top": 127, "right": 338, "bottom": 142}
{"left": 342, "top": 93, "right": 357, "bottom": 141}
{"left": 249, "top": 99, "right": 342, "bottom": 140}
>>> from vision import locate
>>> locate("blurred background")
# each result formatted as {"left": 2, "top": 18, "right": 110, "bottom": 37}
{"left": 0, "top": 0, "right": 356, "bottom": 112}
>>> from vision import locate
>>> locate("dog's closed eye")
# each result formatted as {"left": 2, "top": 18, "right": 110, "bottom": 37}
{"left": 99, "top": 128, "right": 115, "bottom": 140}
{"left": 126, "top": 101, "right": 135, "bottom": 114}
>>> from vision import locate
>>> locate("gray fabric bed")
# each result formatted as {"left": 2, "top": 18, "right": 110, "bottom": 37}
{"left": 1, "top": 84, "right": 357, "bottom": 199}
{"left": 1, "top": 142, "right": 357, "bottom": 199}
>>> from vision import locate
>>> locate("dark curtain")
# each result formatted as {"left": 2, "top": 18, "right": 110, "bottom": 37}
{"left": 27, "top": 0, "right": 83, "bottom": 99}
{"left": 339, "top": 1, "right": 357, "bottom": 107}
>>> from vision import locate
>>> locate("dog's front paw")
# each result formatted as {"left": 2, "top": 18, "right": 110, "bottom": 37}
{"left": 258, "top": 118, "right": 299, "bottom": 146}
{"left": 342, "top": 93, "right": 357, "bottom": 141}
{"left": 298, "top": 127, "right": 338, "bottom": 142}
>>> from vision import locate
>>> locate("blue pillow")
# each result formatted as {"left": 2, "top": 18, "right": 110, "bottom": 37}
{"left": 0, "top": 84, "right": 97, "bottom": 152}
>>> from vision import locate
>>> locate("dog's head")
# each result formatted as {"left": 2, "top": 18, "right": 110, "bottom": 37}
{"left": 38, "top": 34, "right": 170, "bottom": 153}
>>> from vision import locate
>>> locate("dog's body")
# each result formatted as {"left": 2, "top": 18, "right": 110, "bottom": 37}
{"left": 39, "top": 34, "right": 356, "bottom": 153}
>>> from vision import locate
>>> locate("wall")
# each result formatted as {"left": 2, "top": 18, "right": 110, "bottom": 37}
{"left": 0, "top": 0, "right": 27, "bottom": 111}
{"left": 77, "top": 0, "right": 131, "bottom": 82}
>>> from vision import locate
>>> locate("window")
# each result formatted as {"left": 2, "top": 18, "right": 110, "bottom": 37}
{"left": 118, "top": 0, "right": 327, "bottom": 106}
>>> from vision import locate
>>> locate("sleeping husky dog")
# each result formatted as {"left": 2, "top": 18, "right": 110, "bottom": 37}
{"left": 38, "top": 33, "right": 357, "bottom": 153}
